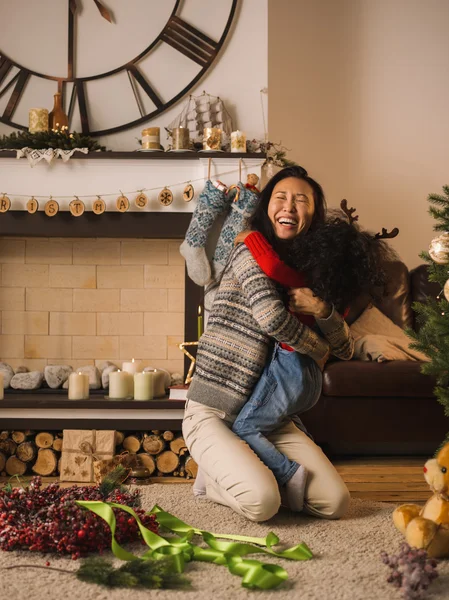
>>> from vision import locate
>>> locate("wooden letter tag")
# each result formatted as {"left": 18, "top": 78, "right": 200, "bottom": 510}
{"left": 26, "top": 197, "right": 39, "bottom": 214}
{"left": 135, "top": 193, "right": 148, "bottom": 209}
{"left": 44, "top": 199, "right": 59, "bottom": 217}
{"left": 116, "top": 195, "right": 129, "bottom": 213}
{"left": 92, "top": 198, "right": 106, "bottom": 215}
{"left": 0, "top": 194, "right": 11, "bottom": 213}
{"left": 159, "top": 187, "right": 173, "bottom": 206}
{"left": 183, "top": 184, "right": 194, "bottom": 202}
{"left": 69, "top": 199, "right": 85, "bottom": 217}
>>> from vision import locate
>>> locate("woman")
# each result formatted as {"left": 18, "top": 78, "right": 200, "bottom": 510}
{"left": 182, "top": 166, "right": 352, "bottom": 522}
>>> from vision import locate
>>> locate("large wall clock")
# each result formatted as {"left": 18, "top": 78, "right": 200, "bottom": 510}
{"left": 0, "top": 0, "right": 238, "bottom": 136}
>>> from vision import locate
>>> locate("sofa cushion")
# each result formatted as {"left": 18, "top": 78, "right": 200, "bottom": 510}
{"left": 322, "top": 360, "right": 435, "bottom": 397}
{"left": 349, "top": 305, "right": 429, "bottom": 362}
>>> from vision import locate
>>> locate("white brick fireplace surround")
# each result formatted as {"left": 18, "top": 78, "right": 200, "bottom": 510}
{"left": 0, "top": 152, "right": 263, "bottom": 430}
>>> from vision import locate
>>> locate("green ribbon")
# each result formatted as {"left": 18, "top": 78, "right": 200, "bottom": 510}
{"left": 76, "top": 500, "right": 312, "bottom": 589}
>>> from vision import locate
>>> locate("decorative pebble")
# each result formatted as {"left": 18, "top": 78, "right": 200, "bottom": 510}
{"left": 10, "top": 371, "right": 44, "bottom": 390}
{"left": 0, "top": 363, "right": 15, "bottom": 389}
{"left": 14, "top": 366, "right": 29, "bottom": 374}
{"left": 44, "top": 365, "right": 73, "bottom": 389}
{"left": 170, "top": 372, "right": 184, "bottom": 386}
{"left": 77, "top": 365, "right": 102, "bottom": 389}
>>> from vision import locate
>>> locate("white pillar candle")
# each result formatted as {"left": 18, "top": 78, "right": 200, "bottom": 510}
{"left": 134, "top": 372, "right": 154, "bottom": 400}
{"left": 231, "top": 130, "right": 246, "bottom": 153}
{"left": 109, "top": 370, "right": 131, "bottom": 399}
{"left": 68, "top": 372, "right": 89, "bottom": 400}
{"left": 122, "top": 359, "right": 141, "bottom": 397}
{"left": 0, "top": 373, "right": 4, "bottom": 399}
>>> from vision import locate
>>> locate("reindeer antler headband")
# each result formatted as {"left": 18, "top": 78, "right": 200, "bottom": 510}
{"left": 340, "top": 199, "right": 399, "bottom": 240}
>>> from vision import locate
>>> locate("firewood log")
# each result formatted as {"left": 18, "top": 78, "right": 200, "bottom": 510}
{"left": 142, "top": 434, "right": 165, "bottom": 455}
{"left": 185, "top": 456, "right": 198, "bottom": 479}
{"left": 137, "top": 453, "right": 156, "bottom": 475}
{"left": 5, "top": 456, "right": 27, "bottom": 476}
{"left": 156, "top": 450, "right": 179, "bottom": 474}
{"left": 0, "top": 451, "right": 6, "bottom": 472}
{"left": 122, "top": 435, "right": 141, "bottom": 453}
{"left": 57, "top": 457, "right": 61, "bottom": 474}
{"left": 0, "top": 431, "right": 10, "bottom": 441}
{"left": 32, "top": 448, "right": 57, "bottom": 476}
{"left": 162, "top": 431, "right": 175, "bottom": 441}
{"left": 151, "top": 430, "right": 161, "bottom": 435}
{"left": 52, "top": 438, "right": 63, "bottom": 452}
{"left": 0, "top": 439, "right": 17, "bottom": 456}
{"left": 35, "top": 432, "right": 54, "bottom": 449}
{"left": 11, "top": 431, "right": 27, "bottom": 444}
{"left": 170, "top": 437, "right": 187, "bottom": 455}
{"left": 115, "top": 431, "right": 125, "bottom": 446}
{"left": 16, "top": 441, "right": 37, "bottom": 463}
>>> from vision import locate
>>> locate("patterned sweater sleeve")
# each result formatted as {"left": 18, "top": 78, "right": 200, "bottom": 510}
{"left": 315, "top": 306, "right": 354, "bottom": 360}
{"left": 232, "top": 245, "right": 329, "bottom": 362}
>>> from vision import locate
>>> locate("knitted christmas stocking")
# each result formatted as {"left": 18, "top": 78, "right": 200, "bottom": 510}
{"left": 211, "top": 183, "right": 259, "bottom": 280}
{"left": 180, "top": 180, "right": 230, "bottom": 286}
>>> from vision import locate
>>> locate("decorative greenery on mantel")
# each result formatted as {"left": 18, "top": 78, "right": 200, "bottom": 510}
{"left": 0, "top": 130, "right": 106, "bottom": 152}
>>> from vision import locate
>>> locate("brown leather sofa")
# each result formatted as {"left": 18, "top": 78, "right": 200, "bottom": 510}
{"left": 301, "top": 262, "right": 447, "bottom": 456}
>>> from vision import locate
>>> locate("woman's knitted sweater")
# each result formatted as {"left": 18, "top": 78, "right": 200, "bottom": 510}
{"left": 187, "top": 243, "right": 353, "bottom": 416}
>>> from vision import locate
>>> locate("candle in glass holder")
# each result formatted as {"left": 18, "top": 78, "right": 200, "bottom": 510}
{"left": 142, "top": 127, "right": 161, "bottom": 150}
{"left": 172, "top": 126, "right": 190, "bottom": 150}
{"left": 231, "top": 130, "right": 246, "bottom": 153}
{"left": 29, "top": 108, "right": 49, "bottom": 133}
{"left": 203, "top": 127, "right": 222, "bottom": 151}
{"left": 134, "top": 372, "right": 154, "bottom": 400}
{"left": 68, "top": 372, "right": 89, "bottom": 400}
{"left": 198, "top": 305, "right": 203, "bottom": 340}
{"left": 109, "top": 370, "right": 130, "bottom": 399}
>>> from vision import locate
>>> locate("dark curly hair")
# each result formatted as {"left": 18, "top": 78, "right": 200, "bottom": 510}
{"left": 248, "top": 166, "right": 326, "bottom": 262}
{"left": 287, "top": 216, "right": 397, "bottom": 313}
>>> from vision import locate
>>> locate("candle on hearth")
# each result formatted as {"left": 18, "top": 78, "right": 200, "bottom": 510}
{"left": 134, "top": 372, "right": 154, "bottom": 401}
{"left": 109, "top": 370, "right": 130, "bottom": 399}
{"left": 231, "top": 130, "right": 246, "bottom": 153}
{"left": 68, "top": 372, "right": 89, "bottom": 400}
{"left": 143, "top": 368, "right": 166, "bottom": 397}
{"left": 142, "top": 127, "right": 161, "bottom": 150}
{"left": 122, "top": 359, "right": 141, "bottom": 396}
{"left": 198, "top": 305, "right": 203, "bottom": 340}
{"left": 0, "top": 373, "right": 4, "bottom": 400}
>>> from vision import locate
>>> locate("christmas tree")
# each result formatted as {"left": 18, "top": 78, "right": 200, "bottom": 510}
{"left": 408, "top": 185, "right": 449, "bottom": 448}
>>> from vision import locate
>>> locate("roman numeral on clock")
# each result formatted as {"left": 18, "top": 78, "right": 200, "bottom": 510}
{"left": 127, "top": 65, "right": 163, "bottom": 114}
{"left": 0, "top": 56, "right": 31, "bottom": 120}
{"left": 161, "top": 16, "right": 218, "bottom": 67}
{"left": 67, "top": 80, "right": 90, "bottom": 134}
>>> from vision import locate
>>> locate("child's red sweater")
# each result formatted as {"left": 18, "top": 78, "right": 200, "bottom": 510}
{"left": 244, "top": 231, "right": 315, "bottom": 351}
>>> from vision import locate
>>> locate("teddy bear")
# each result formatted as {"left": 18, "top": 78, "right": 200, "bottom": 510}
{"left": 392, "top": 442, "right": 449, "bottom": 557}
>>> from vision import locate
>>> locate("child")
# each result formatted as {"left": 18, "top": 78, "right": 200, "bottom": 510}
{"left": 231, "top": 215, "right": 394, "bottom": 511}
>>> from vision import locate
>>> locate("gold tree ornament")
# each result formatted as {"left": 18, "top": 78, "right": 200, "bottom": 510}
{"left": 69, "top": 197, "right": 85, "bottom": 217}
{"left": 444, "top": 279, "right": 449, "bottom": 302}
{"left": 0, "top": 194, "right": 11, "bottom": 213}
{"left": 92, "top": 196, "right": 106, "bottom": 215}
{"left": 116, "top": 194, "right": 129, "bottom": 213}
{"left": 429, "top": 233, "right": 449, "bottom": 264}
{"left": 44, "top": 197, "right": 59, "bottom": 217}
{"left": 27, "top": 197, "right": 39, "bottom": 214}
{"left": 135, "top": 192, "right": 148, "bottom": 209}
{"left": 183, "top": 183, "right": 194, "bottom": 202}
{"left": 159, "top": 187, "right": 173, "bottom": 206}
{"left": 178, "top": 341, "right": 198, "bottom": 383}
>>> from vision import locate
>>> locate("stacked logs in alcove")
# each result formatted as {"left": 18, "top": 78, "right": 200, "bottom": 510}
{"left": 0, "top": 430, "right": 197, "bottom": 479}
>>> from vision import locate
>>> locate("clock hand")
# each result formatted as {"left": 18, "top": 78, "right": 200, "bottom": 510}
{"left": 69, "top": 0, "right": 113, "bottom": 23}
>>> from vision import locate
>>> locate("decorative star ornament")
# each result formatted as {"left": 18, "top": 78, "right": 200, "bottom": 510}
{"left": 178, "top": 342, "right": 198, "bottom": 384}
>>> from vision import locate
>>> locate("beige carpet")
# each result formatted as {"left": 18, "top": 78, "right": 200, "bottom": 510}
{"left": 1, "top": 484, "right": 448, "bottom": 600}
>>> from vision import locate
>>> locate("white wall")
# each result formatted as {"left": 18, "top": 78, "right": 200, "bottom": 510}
{"left": 0, "top": 0, "right": 268, "bottom": 149}
{"left": 269, "top": 0, "right": 449, "bottom": 268}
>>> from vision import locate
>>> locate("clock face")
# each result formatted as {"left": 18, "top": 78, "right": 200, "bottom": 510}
{"left": 0, "top": 0, "right": 237, "bottom": 136}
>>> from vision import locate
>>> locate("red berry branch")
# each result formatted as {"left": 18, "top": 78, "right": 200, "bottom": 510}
{"left": 0, "top": 477, "right": 158, "bottom": 560}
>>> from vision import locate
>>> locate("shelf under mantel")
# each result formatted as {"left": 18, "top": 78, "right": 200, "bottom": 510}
{"left": 0, "top": 151, "right": 264, "bottom": 160}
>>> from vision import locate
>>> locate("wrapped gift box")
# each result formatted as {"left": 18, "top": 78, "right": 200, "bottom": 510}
{"left": 60, "top": 429, "right": 115, "bottom": 483}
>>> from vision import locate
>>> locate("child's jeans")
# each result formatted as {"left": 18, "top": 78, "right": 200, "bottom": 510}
{"left": 232, "top": 343, "right": 322, "bottom": 486}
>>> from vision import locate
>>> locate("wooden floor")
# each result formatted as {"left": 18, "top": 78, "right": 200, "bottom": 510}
{"left": 0, "top": 456, "right": 430, "bottom": 505}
